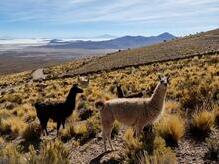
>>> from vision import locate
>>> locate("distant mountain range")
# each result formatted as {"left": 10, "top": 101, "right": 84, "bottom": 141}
{"left": 44, "top": 32, "right": 176, "bottom": 49}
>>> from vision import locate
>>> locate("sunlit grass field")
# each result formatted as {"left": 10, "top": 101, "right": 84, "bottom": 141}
{"left": 0, "top": 54, "right": 218, "bottom": 163}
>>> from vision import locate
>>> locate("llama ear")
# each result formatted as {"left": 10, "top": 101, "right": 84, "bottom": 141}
{"left": 73, "top": 83, "right": 78, "bottom": 87}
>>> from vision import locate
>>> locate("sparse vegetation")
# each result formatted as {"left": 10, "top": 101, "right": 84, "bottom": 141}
{"left": 205, "top": 138, "right": 219, "bottom": 161}
{"left": 0, "top": 50, "right": 218, "bottom": 163}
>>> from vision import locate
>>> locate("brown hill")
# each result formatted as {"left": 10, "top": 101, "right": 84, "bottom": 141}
{"left": 68, "top": 28, "right": 219, "bottom": 75}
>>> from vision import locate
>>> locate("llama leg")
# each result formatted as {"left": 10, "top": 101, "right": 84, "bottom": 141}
{"left": 44, "top": 118, "right": 49, "bottom": 136}
{"left": 40, "top": 124, "right": 45, "bottom": 136}
{"left": 100, "top": 107, "right": 115, "bottom": 151}
{"left": 45, "top": 127, "right": 49, "bottom": 136}
{"left": 108, "top": 128, "right": 114, "bottom": 151}
{"left": 41, "top": 124, "right": 48, "bottom": 136}
{"left": 45, "top": 123, "right": 49, "bottom": 136}
{"left": 62, "top": 119, "right": 65, "bottom": 129}
{"left": 41, "top": 119, "right": 49, "bottom": 136}
{"left": 134, "top": 128, "right": 139, "bottom": 138}
{"left": 38, "top": 119, "right": 45, "bottom": 136}
{"left": 102, "top": 131, "right": 107, "bottom": 152}
{"left": 56, "top": 121, "right": 61, "bottom": 136}
{"left": 42, "top": 124, "right": 49, "bottom": 136}
{"left": 133, "top": 125, "right": 139, "bottom": 138}
{"left": 102, "top": 121, "right": 114, "bottom": 151}
{"left": 134, "top": 124, "right": 144, "bottom": 138}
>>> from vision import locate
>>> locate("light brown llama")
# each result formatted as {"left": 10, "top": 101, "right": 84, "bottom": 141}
{"left": 95, "top": 76, "right": 169, "bottom": 151}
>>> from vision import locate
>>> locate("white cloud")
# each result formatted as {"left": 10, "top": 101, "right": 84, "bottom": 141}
{"left": 0, "top": 0, "right": 218, "bottom": 24}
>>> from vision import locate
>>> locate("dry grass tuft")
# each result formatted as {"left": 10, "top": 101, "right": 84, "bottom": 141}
{"left": 156, "top": 114, "right": 185, "bottom": 146}
{"left": 21, "top": 122, "right": 41, "bottom": 142}
{"left": 124, "top": 128, "right": 142, "bottom": 151}
{"left": 111, "top": 121, "right": 121, "bottom": 138}
{"left": 191, "top": 110, "right": 215, "bottom": 137}
{"left": 127, "top": 136, "right": 177, "bottom": 163}
{"left": 214, "top": 107, "right": 219, "bottom": 126}
{"left": 165, "top": 101, "right": 181, "bottom": 114}
{"left": 27, "top": 139, "right": 70, "bottom": 164}
{"left": 0, "top": 116, "right": 27, "bottom": 136}
{"left": 60, "top": 121, "right": 96, "bottom": 144}
{"left": 3, "top": 93, "right": 23, "bottom": 104}
{"left": 0, "top": 144, "right": 25, "bottom": 164}
{"left": 73, "top": 123, "right": 88, "bottom": 136}
{"left": 137, "top": 150, "right": 177, "bottom": 164}
{"left": 123, "top": 128, "right": 143, "bottom": 163}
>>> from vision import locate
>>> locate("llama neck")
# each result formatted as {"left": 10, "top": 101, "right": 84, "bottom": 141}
{"left": 65, "top": 92, "right": 77, "bottom": 108}
{"left": 150, "top": 83, "right": 167, "bottom": 111}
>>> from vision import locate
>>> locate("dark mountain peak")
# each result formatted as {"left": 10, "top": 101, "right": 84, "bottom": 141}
{"left": 50, "top": 39, "right": 63, "bottom": 43}
{"left": 45, "top": 32, "right": 176, "bottom": 49}
{"left": 158, "top": 32, "right": 175, "bottom": 39}
{"left": 120, "top": 35, "right": 145, "bottom": 38}
{"left": 115, "top": 35, "right": 148, "bottom": 42}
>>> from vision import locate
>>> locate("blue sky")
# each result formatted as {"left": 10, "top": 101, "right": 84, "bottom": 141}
{"left": 0, "top": 0, "right": 218, "bottom": 38}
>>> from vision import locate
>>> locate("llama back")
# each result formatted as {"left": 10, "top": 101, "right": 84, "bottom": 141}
{"left": 34, "top": 102, "right": 53, "bottom": 118}
{"left": 107, "top": 98, "right": 147, "bottom": 126}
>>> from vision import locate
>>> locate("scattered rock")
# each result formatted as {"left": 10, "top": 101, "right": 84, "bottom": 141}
{"left": 5, "top": 102, "right": 16, "bottom": 110}
{"left": 32, "top": 68, "right": 47, "bottom": 82}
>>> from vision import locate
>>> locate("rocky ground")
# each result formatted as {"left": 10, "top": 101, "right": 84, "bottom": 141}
{"left": 175, "top": 128, "right": 218, "bottom": 164}
{"left": 67, "top": 127, "right": 218, "bottom": 163}
{"left": 70, "top": 128, "right": 127, "bottom": 164}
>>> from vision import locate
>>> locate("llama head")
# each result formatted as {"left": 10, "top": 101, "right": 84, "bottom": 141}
{"left": 70, "top": 84, "right": 84, "bottom": 94}
{"left": 158, "top": 76, "right": 170, "bottom": 87}
{"left": 66, "top": 84, "right": 83, "bottom": 103}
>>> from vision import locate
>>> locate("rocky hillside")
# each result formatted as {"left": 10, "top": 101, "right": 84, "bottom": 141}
{"left": 63, "top": 28, "right": 219, "bottom": 75}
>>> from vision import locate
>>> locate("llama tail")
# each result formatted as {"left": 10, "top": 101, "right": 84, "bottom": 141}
{"left": 95, "top": 100, "right": 105, "bottom": 110}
